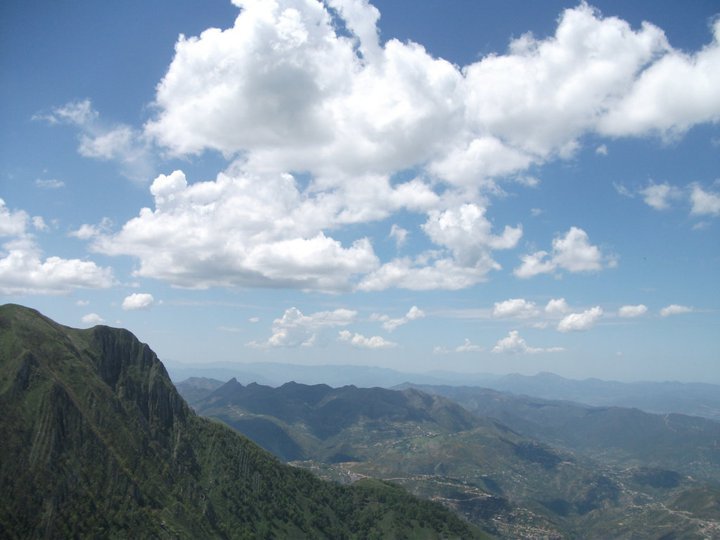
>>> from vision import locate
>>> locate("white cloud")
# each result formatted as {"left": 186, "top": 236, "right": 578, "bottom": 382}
{"left": 492, "top": 330, "right": 563, "bottom": 354}
{"left": 614, "top": 182, "right": 634, "bottom": 198}
{"left": 357, "top": 255, "right": 493, "bottom": 291}
{"left": 660, "top": 304, "right": 693, "bottom": 317}
{"left": 598, "top": 18, "right": 720, "bottom": 138}
{"left": 545, "top": 298, "right": 570, "bottom": 315}
{"left": 389, "top": 223, "right": 408, "bottom": 248}
{"left": 122, "top": 293, "right": 155, "bottom": 311}
{"left": 250, "top": 306, "right": 356, "bottom": 348}
{"left": 639, "top": 181, "right": 682, "bottom": 210}
{"left": 144, "top": 1, "right": 719, "bottom": 187}
{"left": 39, "top": 99, "right": 153, "bottom": 182}
{"left": 70, "top": 224, "right": 101, "bottom": 240}
{"left": 42, "top": 1, "right": 720, "bottom": 294}
{"left": 690, "top": 183, "right": 720, "bottom": 216}
{"left": 557, "top": 306, "right": 603, "bottom": 332}
{"left": 455, "top": 338, "right": 483, "bottom": 353}
{"left": 552, "top": 227, "right": 608, "bottom": 272}
{"left": 618, "top": 304, "right": 647, "bottom": 318}
{"left": 595, "top": 144, "right": 608, "bottom": 156}
{"left": 0, "top": 200, "right": 114, "bottom": 295}
{"left": 35, "top": 178, "right": 65, "bottom": 189}
{"left": 357, "top": 202, "right": 523, "bottom": 291}
{"left": 81, "top": 313, "right": 104, "bottom": 326}
{"left": 32, "top": 217, "right": 48, "bottom": 231}
{"left": 36, "top": 100, "right": 97, "bottom": 125}
{"left": 93, "top": 169, "right": 384, "bottom": 292}
{"left": 515, "top": 227, "right": 609, "bottom": 278}
{"left": 372, "top": 305, "right": 425, "bottom": 332}
{"left": 0, "top": 239, "right": 115, "bottom": 295}
{"left": 70, "top": 219, "right": 113, "bottom": 240}
{"left": 620, "top": 181, "right": 719, "bottom": 218}
{"left": 338, "top": 330, "right": 396, "bottom": 349}
{"left": 0, "top": 199, "right": 29, "bottom": 237}
{"left": 492, "top": 298, "right": 539, "bottom": 319}
{"left": 422, "top": 203, "right": 522, "bottom": 265}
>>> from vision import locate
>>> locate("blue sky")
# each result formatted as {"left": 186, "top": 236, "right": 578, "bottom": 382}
{"left": 1, "top": 0, "right": 719, "bottom": 382}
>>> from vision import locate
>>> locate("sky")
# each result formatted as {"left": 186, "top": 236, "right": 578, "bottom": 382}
{"left": 1, "top": 0, "right": 719, "bottom": 382}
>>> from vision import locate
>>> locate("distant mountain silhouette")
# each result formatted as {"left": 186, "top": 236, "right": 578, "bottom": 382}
{"left": 167, "top": 361, "right": 720, "bottom": 420}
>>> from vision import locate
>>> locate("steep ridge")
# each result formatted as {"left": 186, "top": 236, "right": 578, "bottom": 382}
{"left": 198, "top": 379, "right": 478, "bottom": 441}
{"left": 0, "top": 304, "right": 484, "bottom": 539}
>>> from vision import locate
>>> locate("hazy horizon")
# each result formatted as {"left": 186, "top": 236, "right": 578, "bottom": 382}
{"left": 2, "top": 0, "right": 718, "bottom": 383}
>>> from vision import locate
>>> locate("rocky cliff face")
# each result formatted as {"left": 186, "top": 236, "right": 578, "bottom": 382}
{"left": 0, "top": 304, "right": 484, "bottom": 539}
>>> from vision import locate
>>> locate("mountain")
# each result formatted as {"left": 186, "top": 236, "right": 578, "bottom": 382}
{"left": 181, "top": 377, "right": 720, "bottom": 538}
{"left": 469, "top": 372, "right": 720, "bottom": 421}
{"left": 165, "top": 360, "right": 450, "bottom": 389}
{"left": 398, "top": 384, "right": 720, "bottom": 482}
{"left": 166, "top": 361, "right": 720, "bottom": 420}
{"left": 0, "top": 304, "right": 484, "bottom": 539}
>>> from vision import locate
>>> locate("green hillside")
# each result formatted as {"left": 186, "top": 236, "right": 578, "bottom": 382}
{"left": 0, "top": 304, "right": 486, "bottom": 539}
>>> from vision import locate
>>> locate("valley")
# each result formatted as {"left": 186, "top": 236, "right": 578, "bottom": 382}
{"left": 180, "top": 377, "right": 720, "bottom": 538}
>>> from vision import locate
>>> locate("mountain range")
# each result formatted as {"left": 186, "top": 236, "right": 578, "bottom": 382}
{"left": 180, "top": 377, "right": 720, "bottom": 538}
{"left": 397, "top": 383, "right": 720, "bottom": 482}
{"left": 166, "top": 361, "right": 720, "bottom": 420}
{"left": 0, "top": 304, "right": 483, "bottom": 539}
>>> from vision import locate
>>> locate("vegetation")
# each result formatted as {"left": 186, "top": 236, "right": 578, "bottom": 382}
{"left": 183, "top": 377, "right": 720, "bottom": 538}
{"left": 0, "top": 304, "right": 485, "bottom": 539}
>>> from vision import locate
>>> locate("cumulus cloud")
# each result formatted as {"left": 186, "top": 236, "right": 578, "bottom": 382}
{"left": 660, "top": 304, "right": 693, "bottom": 317}
{"left": 492, "top": 298, "right": 539, "bottom": 319}
{"left": 598, "top": 18, "right": 720, "bottom": 137}
{"left": 557, "top": 306, "right": 603, "bottom": 332}
{"left": 357, "top": 255, "right": 494, "bottom": 291}
{"left": 338, "top": 330, "right": 396, "bottom": 349}
{"left": 93, "top": 169, "right": 383, "bottom": 292}
{"left": 358, "top": 203, "right": 523, "bottom": 290}
{"left": 422, "top": 204, "right": 522, "bottom": 265}
{"left": 0, "top": 199, "right": 114, "bottom": 295}
{"left": 618, "top": 304, "right": 647, "bottom": 318}
{"left": 44, "top": 1, "right": 720, "bottom": 293}
{"left": 545, "top": 298, "right": 570, "bottom": 315}
{"left": 492, "top": 330, "right": 563, "bottom": 354}
{"left": 145, "top": 1, "right": 720, "bottom": 180}
{"left": 690, "top": 183, "right": 720, "bottom": 216}
{"left": 515, "top": 227, "right": 610, "bottom": 278}
{"left": 122, "top": 293, "right": 155, "bottom": 311}
{"left": 81, "top": 313, "right": 104, "bottom": 326}
{"left": 371, "top": 305, "right": 425, "bottom": 332}
{"left": 639, "top": 181, "right": 682, "bottom": 210}
{"left": 249, "top": 306, "right": 356, "bottom": 347}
